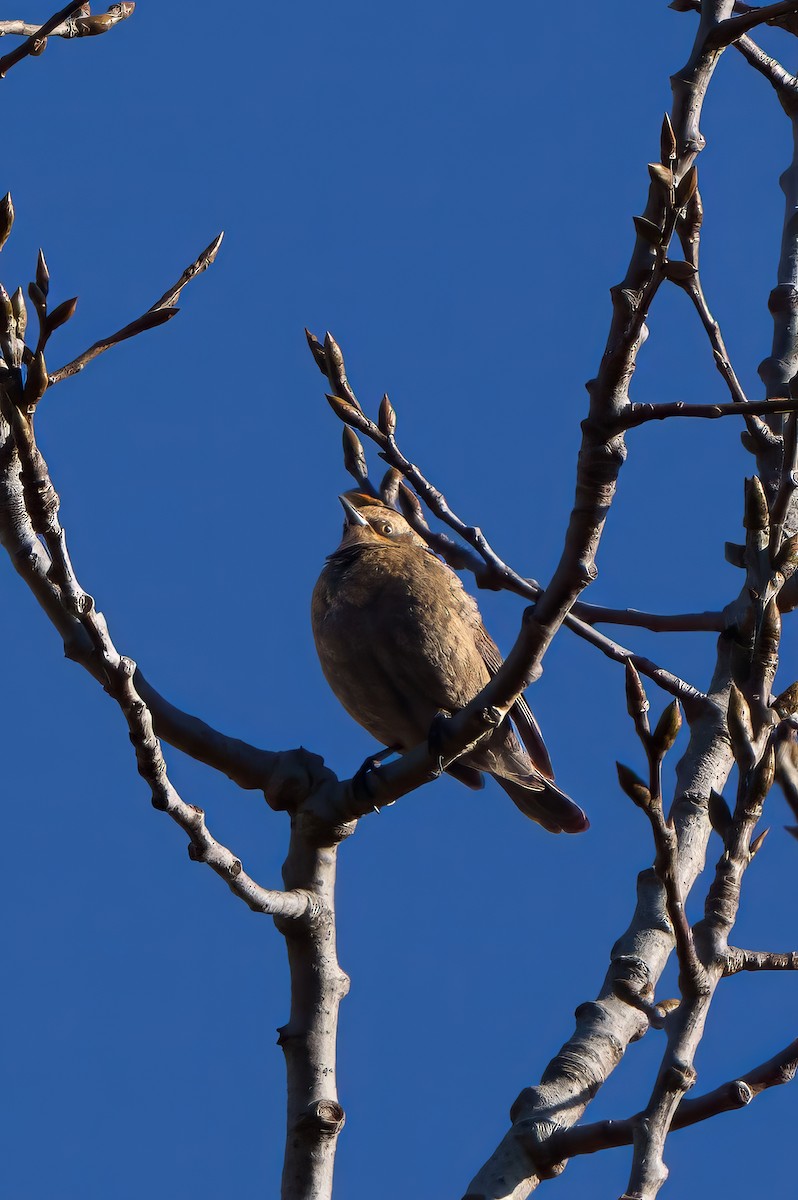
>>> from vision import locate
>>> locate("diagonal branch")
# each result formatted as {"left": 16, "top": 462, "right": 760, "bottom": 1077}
{"left": 707, "top": 0, "right": 798, "bottom": 47}
{"left": 547, "top": 1035, "right": 798, "bottom": 1161}
{"left": 0, "top": 3, "right": 133, "bottom": 76}
{"left": 48, "top": 232, "right": 223, "bottom": 385}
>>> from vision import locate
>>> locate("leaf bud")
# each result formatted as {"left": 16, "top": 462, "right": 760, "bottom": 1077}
{"left": 616, "top": 763, "right": 652, "bottom": 809}
{"left": 648, "top": 162, "right": 673, "bottom": 192}
{"left": 708, "top": 789, "right": 732, "bottom": 840}
{"left": 23, "top": 350, "right": 48, "bottom": 408}
{"left": 633, "top": 215, "right": 663, "bottom": 246}
{"left": 305, "top": 327, "right": 328, "bottom": 375}
{"left": 660, "top": 112, "right": 677, "bottom": 165}
{"left": 675, "top": 165, "right": 698, "bottom": 209}
{"left": 743, "top": 475, "right": 769, "bottom": 531}
{"left": 11, "top": 287, "right": 27, "bottom": 340}
{"left": 652, "top": 700, "right": 682, "bottom": 758}
{"left": 36, "top": 248, "right": 49, "bottom": 297}
{"left": 378, "top": 393, "right": 396, "bottom": 437}
{"left": 624, "top": 659, "right": 650, "bottom": 733}
{"left": 749, "top": 827, "right": 770, "bottom": 859}
{"left": 0, "top": 192, "right": 14, "bottom": 252}
{"left": 342, "top": 425, "right": 368, "bottom": 483}
{"left": 727, "top": 684, "right": 755, "bottom": 768}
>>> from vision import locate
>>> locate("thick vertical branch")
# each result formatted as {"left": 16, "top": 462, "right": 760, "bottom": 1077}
{"left": 277, "top": 821, "right": 349, "bottom": 1200}
{"left": 464, "top": 7, "right": 740, "bottom": 1196}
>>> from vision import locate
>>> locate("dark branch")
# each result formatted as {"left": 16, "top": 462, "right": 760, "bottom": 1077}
{"left": 624, "top": 395, "right": 798, "bottom": 428}
{"left": 707, "top": 0, "right": 798, "bottom": 47}
{"left": 48, "top": 232, "right": 223, "bottom": 385}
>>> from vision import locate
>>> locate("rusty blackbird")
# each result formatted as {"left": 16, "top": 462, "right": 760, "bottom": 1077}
{"left": 312, "top": 491, "right": 588, "bottom": 833}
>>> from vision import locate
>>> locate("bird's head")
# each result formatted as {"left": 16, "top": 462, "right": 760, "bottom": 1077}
{"left": 334, "top": 491, "right": 428, "bottom": 553}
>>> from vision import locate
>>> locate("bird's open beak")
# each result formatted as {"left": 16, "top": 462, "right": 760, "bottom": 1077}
{"left": 339, "top": 495, "right": 369, "bottom": 527}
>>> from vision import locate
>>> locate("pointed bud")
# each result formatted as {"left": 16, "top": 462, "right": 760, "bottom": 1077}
{"left": 749, "top": 827, "right": 770, "bottom": 859}
{"left": 616, "top": 763, "right": 652, "bottom": 809}
{"left": 342, "top": 425, "right": 368, "bottom": 483}
{"left": 11, "top": 287, "right": 27, "bottom": 340}
{"left": 378, "top": 393, "right": 396, "bottom": 438}
{"left": 44, "top": 296, "right": 78, "bottom": 339}
{"left": 323, "top": 331, "right": 361, "bottom": 411}
{"left": 749, "top": 745, "right": 776, "bottom": 806}
{"left": 708, "top": 789, "right": 733, "bottom": 839}
{"left": 775, "top": 533, "right": 798, "bottom": 576}
{"left": 756, "top": 598, "right": 781, "bottom": 663}
{"left": 724, "top": 542, "right": 746, "bottom": 569}
{"left": 397, "top": 481, "right": 424, "bottom": 525}
{"left": 0, "top": 192, "right": 14, "bottom": 252}
{"left": 633, "top": 215, "right": 663, "bottom": 246}
{"left": 36, "top": 249, "right": 49, "bottom": 297}
{"left": 675, "top": 165, "right": 698, "bottom": 209}
{"left": 27, "top": 280, "right": 46, "bottom": 316}
{"left": 660, "top": 113, "right": 677, "bottom": 165}
{"left": 774, "top": 682, "right": 798, "bottom": 718}
{"left": 648, "top": 163, "right": 673, "bottom": 192}
{"left": 305, "top": 327, "right": 328, "bottom": 375}
{"left": 380, "top": 467, "right": 402, "bottom": 505}
{"left": 743, "top": 476, "right": 769, "bottom": 531}
{"left": 23, "top": 351, "right": 48, "bottom": 408}
{"left": 664, "top": 260, "right": 697, "bottom": 283}
{"left": 728, "top": 685, "right": 755, "bottom": 767}
{"left": 326, "top": 392, "right": 357, "bottom": 423}
{"left": 624, "top": 660, "right": 650, "bottom": 734}
{"left": 652, "top": 701, "right": 682, "bottom": 758}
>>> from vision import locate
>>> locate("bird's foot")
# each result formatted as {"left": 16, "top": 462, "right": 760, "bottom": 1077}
{"left": 427, "top": 713, "right": 451, "bottom": 778}
{"left": 353, "top": 745, "right": 400, "bottom": 811}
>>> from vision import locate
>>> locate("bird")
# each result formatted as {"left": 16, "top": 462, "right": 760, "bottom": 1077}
{"left": 311, "top": 490, "right": 588, "bottom": 833}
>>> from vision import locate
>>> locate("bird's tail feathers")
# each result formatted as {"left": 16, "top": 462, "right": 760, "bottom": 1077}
{"left": 496, "top": 773, "right": 589, "bottom": 834}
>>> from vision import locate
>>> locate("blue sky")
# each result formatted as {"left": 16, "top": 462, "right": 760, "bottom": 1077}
{"left": 1, "top": 3, "right": 797, "bottom": 1197}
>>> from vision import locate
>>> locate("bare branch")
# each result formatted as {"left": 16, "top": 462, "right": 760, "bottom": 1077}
{"left": 707, "top": 1, "right": 798, "bottom": 48}
{"left": 0, "top": 390, "right": 307, "bottom": 918}
{"left": 48, "top": 232, "right": 223, "bottom": 385}
{"left": 574, "top": 604, "right": 724, "bottom": 632}
{"left": 0, "top": 3, "right": 133, "bottom": 76}
{"left": 723, "top": 947, "right": 798, "bottom": 974}
{"left": 623, "top": 394, "right": 798, "bottom": 428}
{"left": 548, "top": 1036, "right": 798, "bottom": 1161}
{"left": 735, "top": 32, "right": 798, "bottom": 89}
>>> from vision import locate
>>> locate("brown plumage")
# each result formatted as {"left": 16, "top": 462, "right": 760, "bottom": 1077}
{"left": 311, "top": 492, "right": 588, "bottom": 834}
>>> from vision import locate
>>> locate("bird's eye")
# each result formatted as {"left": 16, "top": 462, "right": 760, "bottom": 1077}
{"left": 381, "top": 522, "right": 393, "bottom": 536}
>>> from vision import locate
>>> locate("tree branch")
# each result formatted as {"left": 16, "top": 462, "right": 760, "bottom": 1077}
{"left": 707, "top": 1, "right": 798, "bottom": 48}
{"left": 723, "top": 946, "right": 798, "bottom": 974}
{"left": 0, "top": 3, "right": 133, "bottom": 76}
{"left": 623, "top": 395, "right": 798, "bottom": 428}
{"left": 547, "top": 1036, "right": 798, "bottom": 1161}
{"left": 48, "top": 232, "right": 223, "bottom": 385}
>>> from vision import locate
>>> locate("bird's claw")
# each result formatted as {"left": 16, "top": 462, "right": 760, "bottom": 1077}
{"left": 353, "top": 745, "right": 400, "bottom": 808}
{"left": 428, "top": 713, "right": 450, "bottom": 778}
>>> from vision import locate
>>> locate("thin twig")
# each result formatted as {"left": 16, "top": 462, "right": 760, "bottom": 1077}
{"left": 48, "top": 232, "right": 223, "bottom": 385}
{"left": 0, "top": 387, "right": 305, "bottom": 918}
{"left": 623, "top": 395, "right": 798, "bottom": 428}
{"left": 547, "top": 1036, "right": 798, "bottom": 1160}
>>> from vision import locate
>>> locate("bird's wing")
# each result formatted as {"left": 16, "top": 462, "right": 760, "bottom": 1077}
{"left": 474, "top": 622, "right": 554, "bottom": 781}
